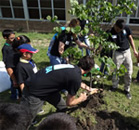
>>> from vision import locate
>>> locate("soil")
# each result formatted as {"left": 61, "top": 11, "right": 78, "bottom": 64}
{"left": 68, "top": 92, "right": 139, "bottom": 130}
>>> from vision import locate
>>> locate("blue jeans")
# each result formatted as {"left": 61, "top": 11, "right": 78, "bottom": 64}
{"left": 49, "top": 54, "right": 66, "bottom": 65}
{"left": 10, "top": 79, "right": 18, "bottom": 100}
{"left": 78, "top": 35, "right": 90, "bottom": 56}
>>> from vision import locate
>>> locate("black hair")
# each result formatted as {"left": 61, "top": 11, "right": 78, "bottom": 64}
{"left": 12, "top": 35, "right": 31, "bottom": 51}
{"left": 77, "top": 56, "right": 95, "bottom": 71}
{"left": 2, "top": 29, "right": 15, "bottom": 38}
{"left": 37, "top": 112, "right": 77, "bottom": 130}
{"left": 115, "top": 19, "right": 125, "bottom": 29}
{"left": 0, "top": 103, "right": 32, "bottom": 130}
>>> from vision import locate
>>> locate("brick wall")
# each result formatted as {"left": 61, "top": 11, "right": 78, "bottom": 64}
{"left": 0, "top": 19, "right": 139, "bottom": 37}
{"left": 0, "top": 19, "right": 65, "bottom": 33}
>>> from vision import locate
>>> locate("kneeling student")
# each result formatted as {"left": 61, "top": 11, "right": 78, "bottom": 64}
{"left": 21, "top": 56, "right": 99, "bottom": 120}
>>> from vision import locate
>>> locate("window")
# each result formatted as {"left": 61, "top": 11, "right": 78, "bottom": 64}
{"left": 41, "top": 9, "right": 52, "bottom": 19}
{"left": 54, "top": 0, "right": 65, "bottom": 8}
{"left": 12, "top": 0, "right": 24, "bottom": 18}
{"left": 28, "top": 9, "right": 39, "bottom": 19}
{"left": 1, "top": 8, "right": 12, "bottom": 17}
{"left": 12, "top": 0, "right": 23, "bottom": 6}
{"left": 40, "top": 0, "right": 51, "bottom": 8}
{"left": 14, "top": 8, "right": 24, "bottom": 18}
{"left": 53, "top": 0, "right": 65, "bottom": 20}
{"left": 0, "top": 0, "right": 10, "bottom": 6}
{"left": 27, "top": 0, "right": 38, "bottom": 7}
{"left": 0, "top": 0, "right": 11, "bottom": 18}
{"left": 0, "top": 0, "right": 24, "bottom": 18}
{"left": 54, "top": 9, "right": 65, "bottom": 20}
{"left": 0, "top": 0, "right": 66, "bottom": 20}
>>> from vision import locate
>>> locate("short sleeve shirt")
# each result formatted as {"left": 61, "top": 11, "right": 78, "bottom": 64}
{"left": 50, "top": 30, "right": 77, "bottom": 57}
{"left": 2, "top": 43, "right": 13, "bottom": 64}
{"left": 25, "top": 64, "right": 82, "bottom": 100}
{"left": 108, "top": 25, "right": 131, "bottom": 51}
{"left": 16, "top": 59, "right": 37, "bottom": 84}
{"left": 2, "top": 43, "right": 20, "bottom": 73}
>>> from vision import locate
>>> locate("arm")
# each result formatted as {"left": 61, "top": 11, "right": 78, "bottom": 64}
{"left": 58, "top": 41, "right": 65, "bottom": 55}
{"left": 128, "top": 35, "right": 138, "bottom": 57}
{"left": 66, "top": 93, "right": 87, "bottom": 106}
{"left": 72, "top": 33, "right": 93, "bottom": 50}
{"left": 75, "top": 40, "right": 93, "bottom": 50}
{"left": 19, "top": 83, "right": 24, "bottom": 91}
{"left": 6, "top": 68, "right": 18, "bottom": 87}
{"left": 80, "top": 82, "right": 99, "bottom": 94}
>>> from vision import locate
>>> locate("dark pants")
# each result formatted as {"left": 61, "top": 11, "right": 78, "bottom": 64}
{"left": 10, "top": 79, "right": 18, "bottom": 100}
{"left": 20, "top": 87, "right": 67, "bottom": 120}
{"left": 136, "top": 70, "right": 139, "bottom": 81}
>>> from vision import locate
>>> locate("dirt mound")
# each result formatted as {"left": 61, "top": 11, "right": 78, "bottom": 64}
{"left": 68, "top": 93, "right": 139, "bottom": 130}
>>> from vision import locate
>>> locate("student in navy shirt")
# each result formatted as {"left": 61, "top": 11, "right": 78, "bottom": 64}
{"left": 1, "top": 29, "right": 18, "bottom": 100}
{"left": 16, "top": 43, "right": 38, "bottom": 92}
{"left": 49, "top": 19, "right": 93, "bottom": 65}
{"left": 109, "top": 19, "right": 138, "bottom": 99}
{"left": 21, "top": 56, "right": 99, "bottom": 120}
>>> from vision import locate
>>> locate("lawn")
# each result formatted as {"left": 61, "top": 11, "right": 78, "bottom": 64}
{"left": 0, "top": 32, "right": 139, "bottom": 129}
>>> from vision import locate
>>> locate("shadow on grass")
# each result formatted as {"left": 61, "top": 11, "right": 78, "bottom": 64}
{"left": 96, "top": 110, "right": 139, "bottom": 130}
{"left": 29, "top": 109, "right": 56, "bottom": 130}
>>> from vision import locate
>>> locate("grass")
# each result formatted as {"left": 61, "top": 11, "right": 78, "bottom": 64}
{"left": 0, "top": 32, "right": 139, "bottom": 129}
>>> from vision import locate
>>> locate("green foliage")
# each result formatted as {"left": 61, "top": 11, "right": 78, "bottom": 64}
{"left": 69, "top": 0, "right": 136, "bottom": 79}
{"left": 46, "top": 15, "right": 58, "bottom": 23}
{"left": 62, "top": 46, "right": 82, "bottom": 64}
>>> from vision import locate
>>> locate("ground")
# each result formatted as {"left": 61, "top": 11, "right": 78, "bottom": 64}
{"left": 68, "top": 92, "right": 139, "bottom": 130}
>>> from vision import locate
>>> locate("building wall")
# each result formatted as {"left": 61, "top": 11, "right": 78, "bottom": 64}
{"left": 0, "top": 19, "right": 66, "bottom": 32}
{"left": 0, "top": 19, "right": 139, "bottom": 37}
{"left": 0, "top": 0, "right": 139, "bottom": 37}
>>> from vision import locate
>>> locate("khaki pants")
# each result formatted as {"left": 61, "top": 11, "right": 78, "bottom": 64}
{"left": 112, "top": 48, "right": 133, "bottom": 92}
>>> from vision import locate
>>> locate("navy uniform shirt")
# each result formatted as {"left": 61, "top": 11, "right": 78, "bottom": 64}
{"left": 108, "top": 25, "right": 131, "bottom": 51}
{"left": 25, "top": 64, "right": 82, "bottom": 100}
{"left": 50, "top": 30, "right": 77, "bottom": 57}
{"left": 2, "top": 43, "right": 20, "bottom": 74}
{"left": 16, "top": 58, "right": 37, "bottom": 85}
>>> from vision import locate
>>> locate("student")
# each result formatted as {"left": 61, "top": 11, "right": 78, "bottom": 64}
{"left": 109, "top": 19, "right": 138, "bottom": 99}
{"left": 49, "top": 19, "right": 93, "bottom": 65}
{"left": 1, "top": 29, "right": 18, "bottom": 100}
{"left": 0, "top": 103, "right": 32, "bottom": 130}
{"left": 37, "top": 112, "right": 77, "bottom": 130}
{"left": 78, "top": 18, "right": 91, "bottom": 56}
{"left": 16, "top": 43, "right": 38, "bottom": 92}
{"left": 20, "top": 56, "right": 99, "bottom": 120}
{"left": 12, "top": 35, "right": 31, "bottom": 51}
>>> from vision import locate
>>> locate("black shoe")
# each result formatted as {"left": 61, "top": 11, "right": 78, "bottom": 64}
{"left": 109, "top": 87, "right": 117, "bottom": 92}
{"left": 124, "top": 91, "right": 132, "bottom": 100}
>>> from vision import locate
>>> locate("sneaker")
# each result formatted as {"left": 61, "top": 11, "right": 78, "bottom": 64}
{"left": 124, "top": 91, "right": 132, "bottom": 100}
{"left": 38, "top": 109, "right": 44, "bottom": 114}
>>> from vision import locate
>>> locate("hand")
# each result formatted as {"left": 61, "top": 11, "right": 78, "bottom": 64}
{"left": 89, "top": 47, "right": 94, "bottom": 51}
{"left": 79, "top": 92, "right": 88, "bottom": 102}
{"left": 89, "top": 88, "right": 103, "bottom": 95}
{"left": 134, "top": 50, "right": 138, "bottom": 58}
